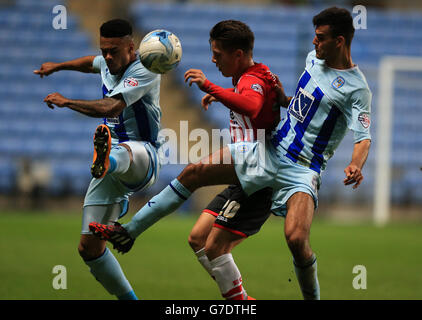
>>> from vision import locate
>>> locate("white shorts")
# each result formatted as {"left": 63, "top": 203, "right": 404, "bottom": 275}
{"left": 82, "top": 140, "right": 160, "bottom": 221}
{"left": 228, "top": 140, "right": 320, "bottom": 217}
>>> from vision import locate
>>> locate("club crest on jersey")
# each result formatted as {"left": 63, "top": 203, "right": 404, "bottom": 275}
{"left": 230, "top": 110, "right": 235, "bottom": 120}
{"left": 251, "top": 83, "right": 264, "bottom": 95}
{"left": 236, "top": 144, "right": 249, "bottom": 153}
{"left": 331, "top": 76, "right": 345, "bottom": 89}
{"left": 358, "top": 112, "right": 371, "bottom": 129}
{"left": 288, "top": 87, "right": 315, "bottom": 123}
{"left": 124, "top": 77, "right": 138, "bottom": 87}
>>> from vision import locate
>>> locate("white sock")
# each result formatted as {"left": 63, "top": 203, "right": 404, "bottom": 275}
{"left": 209, "top": 253, "right": 248, "bottom": 300}
{"left": 194, "top": 248, "right": 214, "bottom": 279}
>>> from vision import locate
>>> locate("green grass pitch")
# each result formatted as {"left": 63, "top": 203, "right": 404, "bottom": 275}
{"left": 1, "top": 210, "right": 421, "bottom": 300}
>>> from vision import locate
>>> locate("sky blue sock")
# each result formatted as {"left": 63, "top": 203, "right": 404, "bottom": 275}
{"left": 117, "top": 290, "right": 138, "bottom": 300}
{"left": 124, "top": 178, "right": 191, "bottom": 239}
{"left": 84, "top": 248, "right": 136, "bottom": 300}
{"left": 108, "top": 156, "right": 117, "bottom": 173}
{"left": 107, "top": 146, "right": 130, "bottom": 175}
{"left": 293, "top": 253, "right": 320, "bottom": 300}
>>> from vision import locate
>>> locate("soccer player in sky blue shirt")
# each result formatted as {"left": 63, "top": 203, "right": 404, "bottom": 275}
{"left": 92, "top": 8, "right": 371, "bottom": 300}
{"left": 35, "top": 19, "right": 163, "bottom": 300}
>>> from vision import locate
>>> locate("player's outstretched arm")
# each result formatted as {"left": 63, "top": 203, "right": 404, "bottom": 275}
{"left": 343, "top": 139, "right": 371, "bottom": 189}
{"left": 184, "top": 68, "right": 207, "bottom": 88}
{"left": 184, "top": 68, "right": 265, "bottom": 119}
{"left": 33, "top": 55, "right": 97, "bottom": 78}
{"left": 44, "top": 92, "right": 126, "bottom": 118}
{"left": 184, "top": 69, "right": 232, "bottom": 111}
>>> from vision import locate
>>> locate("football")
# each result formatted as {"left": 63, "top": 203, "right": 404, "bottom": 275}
{"left": 139, "top": 29, "right": 182, "bottom": 74}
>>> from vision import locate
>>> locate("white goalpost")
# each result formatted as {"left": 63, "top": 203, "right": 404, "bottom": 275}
{"left": 374, "top": 56, "right": 422, "bottom": 226}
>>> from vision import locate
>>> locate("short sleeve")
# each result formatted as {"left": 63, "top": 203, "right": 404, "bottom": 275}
{"left": 92, "top": 55, "right": 103, "bottom": 73}
{"left": 305, "top": 50, "right": 317, "bottom": 69}
{"left": 349, "top": 88, "right": 372, "bottom": 142}
{"left": 108, "top": 67, "right": 160, "bottom": 107}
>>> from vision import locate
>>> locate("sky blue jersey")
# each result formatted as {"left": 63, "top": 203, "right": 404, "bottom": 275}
{"left": 93, "top": 54, "right": 162, "bottom": 147}
{"left": 271, "top": 50, "right": 372, "bottom": 174}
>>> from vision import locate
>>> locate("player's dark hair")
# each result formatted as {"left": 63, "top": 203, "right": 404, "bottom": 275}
{"left": 209, "top": 20, "right": 254, "bottom": 54}
{"left": 312, "top": 7, "right": 355, "bottom": 47}
{"left": 100, "top": 19, "right": 133, "bottom": 38}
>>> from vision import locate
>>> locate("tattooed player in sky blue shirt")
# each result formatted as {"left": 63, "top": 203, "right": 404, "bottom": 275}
{"left": 36, "top": 19, "right": 163, "bottom": 300}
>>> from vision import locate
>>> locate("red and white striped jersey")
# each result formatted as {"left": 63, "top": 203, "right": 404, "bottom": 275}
{"left": 202, "top": 63, "right": 280, "bottom": 143}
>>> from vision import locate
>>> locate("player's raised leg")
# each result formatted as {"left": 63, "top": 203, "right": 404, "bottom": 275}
{"left": 126, "top": 146, "right": 238, "bottom": 236}
{"left": 90, "top": 146, "right": 239, "bottom": 252}
{"left": 79, "top": 204, "right": 137, "bottom": 300}
{"left": 89, "top": 146, "right": 238, "bottom": 252}
{"left": 91, "top": 124, "right": 137, "bottom": 180}
{"left": 284, "top": 192, "right": 319, "bottom": 300}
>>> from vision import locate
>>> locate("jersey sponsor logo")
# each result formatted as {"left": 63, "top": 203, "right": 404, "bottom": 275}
{"left": 106, "top": 117, "right": 120, "bottom": 125}
{"left": 358, "top": 112, "right": 371, "bottom": 129}
{"left": 124, "top": 77, "right": 139, "bottom": 87}
{"left": 331, "top": 76, "right": 345, "bottom": 89}
{"left": 251, "top": 83, "right": 264, "bottom": 95}
{"left": 288, "top": 87, "right": 315, "bottom": 123}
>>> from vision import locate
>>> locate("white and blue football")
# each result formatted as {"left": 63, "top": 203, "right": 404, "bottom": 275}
{"left": 139, "top": 29, "right": 182, "bottom": 74}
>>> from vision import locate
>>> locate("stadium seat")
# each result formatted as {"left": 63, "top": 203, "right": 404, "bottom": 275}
{"left": 0, "top": 0, "right": 100, "bottom": 195}
{"left": 130, "top": 2, "right": 422, "bottom": 204}
{"left": 2, "top": 1, "right": 421, "bottom": 205}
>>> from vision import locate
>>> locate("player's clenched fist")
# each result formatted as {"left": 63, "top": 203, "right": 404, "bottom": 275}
{"left": 44, "top": 92, "right": 69, "bottom": 109}
{"left": 343, "top": 164, "right": 363, "bottom": 189}
{"left": 184, "top": 69, "right": 207, "bottom": 89}
{"left": 33, "top": 62, "right": 60, "bottom": 78}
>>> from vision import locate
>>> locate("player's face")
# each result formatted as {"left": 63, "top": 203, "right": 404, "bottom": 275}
{"left": 100, "top": 36, "right": 134, "bottom": 75}
{"left": 210, "top": 40, "right": 239, "bottom": 77}
{"left": 312, "top": 25, "right": 338, "bottom": 60}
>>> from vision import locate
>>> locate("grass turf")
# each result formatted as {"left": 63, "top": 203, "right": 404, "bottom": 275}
{"left": 0, "top": 211, "right": 421, "bottom": 300}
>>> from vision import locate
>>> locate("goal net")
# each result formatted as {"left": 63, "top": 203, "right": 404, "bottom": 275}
{"left": 374, "top": 56, "right": 422, "bottom": 226}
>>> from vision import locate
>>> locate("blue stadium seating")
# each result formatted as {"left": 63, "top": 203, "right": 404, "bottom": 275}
{"left": 1, "top": 1, "right": 421, "bottom": 204}
{"left": 130, "top": 2, "right": 422, "bottom": 205}
{"left": 0, "top": 0, "right": 100, "bottom": 195}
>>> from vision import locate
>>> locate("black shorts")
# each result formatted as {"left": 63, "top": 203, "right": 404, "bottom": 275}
{"left": 203, "top": 185, "right": 273, "bottom": 237}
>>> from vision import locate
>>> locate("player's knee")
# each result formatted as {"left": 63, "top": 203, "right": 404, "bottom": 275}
{"left": 188, "top": 232, "right": 205, "bottom": 252}
{"left": 179, "top": 163, "right": 205, "bottom": 189}
{"left": 285, "top": 228, "right": 308, "bottom": 253}
{"left": 78, "top": 240, "right": 105, "bottom": 261}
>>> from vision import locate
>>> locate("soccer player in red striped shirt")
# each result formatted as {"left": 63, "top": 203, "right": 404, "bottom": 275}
{"left": 184, "top": 20, "right": 282, "bottom": 300}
